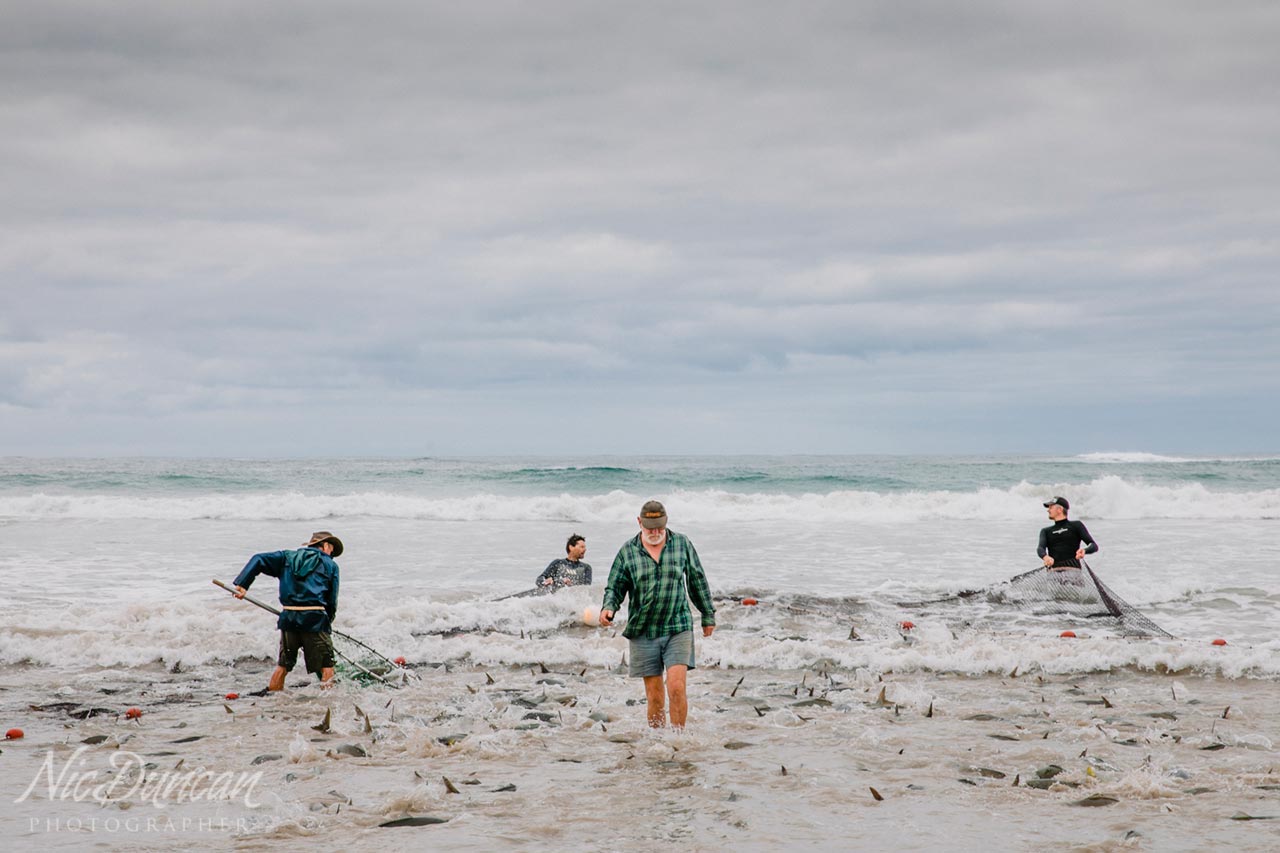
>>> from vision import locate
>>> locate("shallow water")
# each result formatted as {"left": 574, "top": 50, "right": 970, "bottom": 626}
{"left": 3, "top": 657, "right": 1279, "bottom": 851}
{"left": 2, "top": 455, "right": 1279, "bottom": 848}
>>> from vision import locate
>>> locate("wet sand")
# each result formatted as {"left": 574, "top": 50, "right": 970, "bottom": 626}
{"left": 3, "top": 657, "right": 1279, "bottom": 852}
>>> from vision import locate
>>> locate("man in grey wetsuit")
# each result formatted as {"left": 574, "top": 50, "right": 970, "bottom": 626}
{"left": 534, "top": 533, "right": 592, "bottom": 589}
{"left": 1037, "top": 496, "right": 1098, "bottom": 571}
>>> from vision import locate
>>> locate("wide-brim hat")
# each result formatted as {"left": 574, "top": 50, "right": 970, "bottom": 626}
{"left": 639, "top": 500, "right": 668, "bottom": 529}
{"left": 303, "top": 531, "right": 344, "bottom": 557}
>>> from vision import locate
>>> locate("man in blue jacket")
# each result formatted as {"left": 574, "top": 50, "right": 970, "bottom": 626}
{"left": 233, "top": 531, "right": 342, "bottom": 691}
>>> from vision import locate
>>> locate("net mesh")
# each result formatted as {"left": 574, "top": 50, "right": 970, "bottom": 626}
{"left": 902, "top": 561, "right": 1174, "bottom": 639}
{"left": 333, "top": 635, "right": 411, "bottom": 687}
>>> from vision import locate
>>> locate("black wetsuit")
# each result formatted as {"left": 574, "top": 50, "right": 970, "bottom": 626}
{"left": 1037, "top": 519, "right": 1098, "bottom": 568}
{"left": 534, "top": 558, "right": 592, "bottom": 588}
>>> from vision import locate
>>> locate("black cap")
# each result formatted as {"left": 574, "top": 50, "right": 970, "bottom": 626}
{"left": 639, "top": 500, "right": 668, "bottom": 529}
{"left": 1043, "top": 496, "right": 1069, "bottom": 511}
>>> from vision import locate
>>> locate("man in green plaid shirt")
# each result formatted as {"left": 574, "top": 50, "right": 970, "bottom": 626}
{"left": 600, "top": 500, "right": 715, "bottom": 728}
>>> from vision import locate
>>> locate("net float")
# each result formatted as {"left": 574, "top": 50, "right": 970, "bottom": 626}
{"left": 125, "top": 708, "right": 143, "bottom": 720}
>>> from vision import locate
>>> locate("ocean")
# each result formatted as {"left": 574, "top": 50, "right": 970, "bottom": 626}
{"left": 1, "top": 454, "right": 1278, "bottom": 850}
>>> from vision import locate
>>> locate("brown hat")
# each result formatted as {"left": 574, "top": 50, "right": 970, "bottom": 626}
{"left": 639, "top": 500, "right": 668, "bottom": 529}
{"left": 303, "top": 531, "right": 344, "bottom": 557}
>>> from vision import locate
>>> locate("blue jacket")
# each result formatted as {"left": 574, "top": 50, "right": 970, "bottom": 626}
{"left": 233, "top": 547, "right": 339, "bottom": 633}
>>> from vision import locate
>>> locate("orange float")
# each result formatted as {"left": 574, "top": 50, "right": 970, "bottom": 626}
{"left": 4, "top": 728, "right": 23, "bottom": 740}
{"left": 124, "top": 708, "right": 143, "bottom": 720}
{"left": 1060, "top": 631, "right": 1077, "bottom": 638}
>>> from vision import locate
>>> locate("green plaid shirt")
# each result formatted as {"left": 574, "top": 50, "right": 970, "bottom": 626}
{"left": 602, "top": 530, "right": 716, "bottom": 640}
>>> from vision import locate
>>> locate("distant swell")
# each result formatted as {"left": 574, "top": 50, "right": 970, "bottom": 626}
{"left": 506, "top": 466, "right": 637, "bottom": 477}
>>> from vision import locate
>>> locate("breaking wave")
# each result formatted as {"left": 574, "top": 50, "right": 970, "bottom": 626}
{"left": 1077, "top": 452, "right": 1280, "bottom": 464}
{"left": 2, "top": 476, "right": 1277, "bottom": 521}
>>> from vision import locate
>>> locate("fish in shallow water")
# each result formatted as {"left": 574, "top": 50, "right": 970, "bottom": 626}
{"left": 1072, "top": 795, "right": 1119, "bottom": 807}
{"left": 312, "top": 709, "right": 331, "bottom": 732}
{"left": 380, "top": 816, "right": 449, "bottom": 827}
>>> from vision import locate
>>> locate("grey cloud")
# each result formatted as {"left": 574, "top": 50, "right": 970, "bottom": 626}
{"left": 2, "top": 1, "right": 1278, "bottom": 453}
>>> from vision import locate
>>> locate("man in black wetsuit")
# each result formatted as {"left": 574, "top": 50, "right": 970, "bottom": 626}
{"left": 1037, "top": 496, "right": 1098, "bottom": 571}
{"left": 534, "top": 533, "right": 593, "bottom": 589}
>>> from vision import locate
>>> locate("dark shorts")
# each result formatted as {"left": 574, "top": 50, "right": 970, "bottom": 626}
{"left": 277, "top": 630, "right": 335, "bottom": 675}
{"left": 628, "top": 630, "right": 696, "bottom": 678}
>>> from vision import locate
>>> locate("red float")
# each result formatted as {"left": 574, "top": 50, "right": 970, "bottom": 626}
{"left": 394, "top": 656, "right": 408, "bottom": 666}
{"left": 4, "top": 728, "right": 23, "bottom": 740}
{"left": 1060, "top": 631, "right": 1077, "bottom": 638}
{"left": 1211, "top": 638, "right": 1227, "bottom": 646}
{"left": 225, "top": 692, "right": 239, "bottom": 700}
{"left": 741, "top": 598, "right": 759, "bottom": 606}
{"left": 124, "top": 708, "right": 143, "bottom": 720}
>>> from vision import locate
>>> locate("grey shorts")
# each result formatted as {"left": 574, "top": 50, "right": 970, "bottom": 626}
{"left": 629, "top": 630, "right": 695, "bottom": 678}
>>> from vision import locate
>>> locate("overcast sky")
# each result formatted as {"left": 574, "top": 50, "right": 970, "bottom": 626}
{"left": 2, "top": 1, "right": 1277, "bottom": 456}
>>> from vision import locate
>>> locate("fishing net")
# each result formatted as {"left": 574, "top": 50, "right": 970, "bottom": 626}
{"left": 901, "top": 561, "right": 1174, "bottom": 639}
{"left": 334, "top": 643, "right": 396, "bottom": 685}
{"left": 718, "top": 592, "right": 913, "bottom": 642}
{"left": 332, "top": 633, "right": 415, "bottom": 687}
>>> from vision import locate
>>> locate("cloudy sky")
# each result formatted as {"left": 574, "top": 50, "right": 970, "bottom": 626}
{"left": 3, "top": 1, "right": 1277, "bottom": 456}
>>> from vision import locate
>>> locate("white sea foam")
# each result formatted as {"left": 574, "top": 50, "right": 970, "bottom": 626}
{"left": 2, "top": 476, "right": 1277, "bottom": 521}
{"left": 3, "top": 587, "right": 1276, "bottom": 679}
{"left": 1077, "top": 452, "right": 1199, "bottom": 463}
{"left": 1077, "top": 451, "right": 1280, "bottom": 464}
